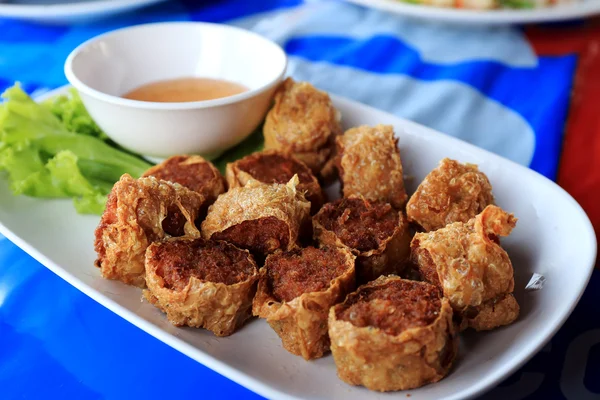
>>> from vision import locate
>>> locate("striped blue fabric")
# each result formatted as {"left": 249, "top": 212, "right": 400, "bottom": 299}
{"left": 0, "top": 1, "right": 598, "bottom": 399}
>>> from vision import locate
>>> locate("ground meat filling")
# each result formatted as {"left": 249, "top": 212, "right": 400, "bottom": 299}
{"left": 266, "top": 247, "right": 349, "bottom": 302}
{"left": 316, "top": 198, "right": 399, "bottom": 252}
{"left": 160, "top": 205, "right": 190, "bottom": 237}
{"left": 149, "top": 238, "right": 255, "bottom": 291}
{"left": 237, "top": 153, "right": 315, "bottom": 185}
{"left": 211, "top": 216, "right": 290, "bottom": 257}
{"left": 145, "top": 156, "right": 219, "bottom": 195}
{"left": 411, "top": 243, "right": 442, "bottom": 288}
{"left": 337, "top": 280, "right": 442, "bottom": 336}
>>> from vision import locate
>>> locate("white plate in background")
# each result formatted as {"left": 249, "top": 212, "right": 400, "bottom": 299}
{"left": 345, "top": 0, "right": 600, "bottom": 24}
{"left": 0, "top": 0, "right": 166, "bottom": 23}
{"left": 0, "top": 85, "right": 595, "bottom": 400}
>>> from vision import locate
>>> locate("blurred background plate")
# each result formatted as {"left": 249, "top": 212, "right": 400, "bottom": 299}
{"left": 344, "top": 0, "right": 600, "bottom": 24}
{"left": 0, "top": 0, "right": 167, "bottom": 23}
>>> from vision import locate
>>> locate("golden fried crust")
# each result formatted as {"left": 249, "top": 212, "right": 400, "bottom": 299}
{"left": 142, "top": 155, "right": 225, "bottom": 205}
{"left": 462, "top": 293, "right": 519, "bottom": 331}
{"left": 336, "top": 125, "right": 407, "bottom": 209}
{"left": 143, "top": 237, "right": 258, "bottom": 336}
{"left": 329, "top": 276, "right": 457, "bottom": 392}
{"left": 201, "top": 177, "right": 311, "bottom": 255}
{"left": 263, "top": 78, "right": 342, "bottom": 180}
{"left": 253, "top": 247, "right": 355, "bottom": 360}
{"left": 411, "top": 205, "right": 518, "bottom": 331}
{"left": 94, "top": 175, "right": 204, "bottom": 287}
{"left": 313, "top": 197, "right": 412, "bottom": 283}
{"left": 406, "top": 158, "right": 494, "bottom": 232}
{"left": 225, "top": 150, "right": 324, "bottom": 214}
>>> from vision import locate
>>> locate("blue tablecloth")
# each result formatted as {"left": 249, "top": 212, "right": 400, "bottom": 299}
{"left": 1, "top": 1, "right": 598, "bottom": 399}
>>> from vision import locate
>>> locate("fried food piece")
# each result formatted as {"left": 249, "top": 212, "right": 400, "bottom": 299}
{"left": 94, "top": 174, "right": 204, "bottom": 287}
{"left": 142, "top": 155, "right": 225, "bottom": 206}
{"left": 144, "top": 237, "right": 258, "bottom": 336}
{"left": 336, "top": 125, "right": 407, "bottom": 209}
{"left": 263, "top": 78, "right": 342, "bottom": 181}
{"left": 329, "top": 276, "right": 457, "bottom": 392}
{"left": 253, "top": 246, "right": 355, "bottom": 360}
{"left": 201, "top": 177, "right": 311, "bottom": 258}
{"left": 226, "top": 150, "right": 324, "bottom": 214}
{"left": 407, "top": 158, "right": 494, "bottom": 232}
{"left": 313, "top": 197, "right": 411, "bottom": 283}
{"left": 411, "top": 205, "right": 519, "bottom": 331}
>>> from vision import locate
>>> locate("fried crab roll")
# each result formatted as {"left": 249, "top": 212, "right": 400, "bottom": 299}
{"left": 225, "top": 150, "right": 324, "bottom": 214}
{"left": 329, "top": 276, "right": 457, "bottom": 392}
{"left": 201, "top": 177, "right": 311, "bottom": 258}
{"left": 142, "top": 155, "right": 225, "bottom": 206}
{"left": 253, "top": 246, "right": 355, "bottom": 360}
{"left": 94, "top": 174, "right": 204, "bottom": 287}
{"left": 263, "top": 78, "right": 342, "bottom": 181}
{"left": 313, "top": 197, "right": 411, "bottom": 283}
{"left": 411, "top": 205, "right": 519, "bottom": 331}
{"left": 406, "top": 158, "right": 494, "bottom": 232}
{"left": 336, "top": 125, "right": 407, "bottom": 209}
{"left": 143, "top": 237, "right": 258, "bottom": 336}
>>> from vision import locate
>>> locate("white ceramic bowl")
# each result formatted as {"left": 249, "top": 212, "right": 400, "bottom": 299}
{"left": 64, "top": 22, "right": 287, "bottom": 160}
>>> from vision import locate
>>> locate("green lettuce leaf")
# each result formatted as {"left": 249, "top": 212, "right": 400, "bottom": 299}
{"left": 42, "top": 88, "right": 108, "bottom": 140}
{"left": 213, "top": 124, "right": 265, "bottom": 175}
{"left": 0, "top": 83, "right": 151, "bottom": 214}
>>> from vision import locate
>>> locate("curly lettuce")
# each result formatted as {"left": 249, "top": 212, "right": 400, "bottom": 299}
{"left": 0, "top": 83, "right": 151, "bottom": 215}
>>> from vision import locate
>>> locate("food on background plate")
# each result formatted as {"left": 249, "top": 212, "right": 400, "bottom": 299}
{"left": 94, "top": 175, "right": 204, "bottom": 287}
{"left": 411, "top": 0, "right": 578, "bottom": 9}
{"left": 144, "top": 237, "right": 258, "bottom": 336}
{"left": 263, "top": 78, "right": 342, "bottom": 182}
{"left": 313, "top": 197, "right": 412, "bottom": 283}
{"left": 0, "top": 84, "right": 151, "bottom": 214}
{"left": 253, "top": 246, "right": 355, "bottom": 359}
{"left": 201, "top": 177, "right": 311, "bottom": 258}
{"left": 336, "top": 124, "right": 408, "bottom": 209}
{"left": 122, "top": 77, "right": 248, "bottom": 103}
{"left": 329, "top": 276, "right": 457, "bottom": 392}
{"left": 226, "top": 150, "right": 324, "bottom": 214}
{"left": 407, "top": 158, "right": 494, "bottom": 232}
{"left": 142, "top": 154, "right": 226, "bottom": 206}
{"left": 411, "top": 205, "right": 519, "bottom": 331}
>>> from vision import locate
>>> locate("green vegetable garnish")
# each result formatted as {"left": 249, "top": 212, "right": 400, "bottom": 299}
{"left": 0, "top": 83, "right": 152, "bottom": 215}
{"left": 213, "top": 124, "right": 265, "bottom": 175}
{"left": 500, "top": 0, "right": 535, "bottom": 8}
{"left": 42, "top": 88, "right": 108, "bottom": 141}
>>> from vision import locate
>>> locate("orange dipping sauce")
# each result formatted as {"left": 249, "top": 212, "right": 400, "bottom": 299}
{"left": 122, "top": 77, "right": 248, "bottom": 103}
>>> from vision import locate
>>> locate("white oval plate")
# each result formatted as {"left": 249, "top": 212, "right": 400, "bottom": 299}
{"left": 0, "top": 0, "right": 166, "bottom": 24}
{"left": 0, "top": 85, "right": 595, "bottom": 400}
{"left": 345, "top": 0, "right": 600, "bottom": 25}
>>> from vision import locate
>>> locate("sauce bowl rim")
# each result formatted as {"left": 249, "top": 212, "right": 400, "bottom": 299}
{"left": 64, "top": 21, "right": 288, "bottom": 110}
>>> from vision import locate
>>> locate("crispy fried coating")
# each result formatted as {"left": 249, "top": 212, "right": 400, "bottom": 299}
{"left": 144, "top": 237, "right": 258, "bottom": 336}
{"left": 411, "top": 205, "right": 519, "bottom": 331}
{"left": 253, "top": 246, "right": 355, "bottom": 360}
{"left": 142, "top": 155, "right": 225, "bottom": 206}
{"left": 407, "top": 158, "right": 494, "bottom": 232}
{"left": 94, "top": 174, "right": 204, "bottom": 287}
{"left": 201, "top": 177, "right": 311, "bottom": 257}
{"left": 263, "top": 78, "right": 342, "bottom": 181}
{"left": 336, "top": 125, "right": 407, "bottom": 209}
{"left": 313, "top": 197, "right": 412, "bottom": 283}
{"left": 226, "top": 150, "right": 324, "bottom": 214}
{"left": 329, "top": 276, "right": 457, "bottom": 392}
{"left": 462, "top": 293, "right": 520, "bottom": 331}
